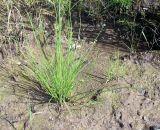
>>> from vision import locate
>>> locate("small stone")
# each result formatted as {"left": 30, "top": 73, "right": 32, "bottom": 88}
{"left": 149, "top": 125, "right": 160, "bottom": 130}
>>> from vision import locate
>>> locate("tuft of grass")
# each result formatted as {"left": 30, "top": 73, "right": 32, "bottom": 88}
{"left": 18, "top": 0, "right": 86, "bottom": 104}
{"left": 105, "top": 52, "right": 126, "bottom": 81}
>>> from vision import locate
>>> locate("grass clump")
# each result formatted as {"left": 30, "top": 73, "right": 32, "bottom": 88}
{"left": 18, "top": 0, "right": 86, "bottom": 104}
{"left": 105, "top": 52, "right": 126, "bottom": 81}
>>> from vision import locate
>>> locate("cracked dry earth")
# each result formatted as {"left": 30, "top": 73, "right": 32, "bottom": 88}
{"left": 0, "top": 42, "right": 160, "bottom": 130}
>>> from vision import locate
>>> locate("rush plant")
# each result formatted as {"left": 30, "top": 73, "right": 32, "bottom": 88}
{"left": 20, "top": 0, "right": 85, "bottom": 104}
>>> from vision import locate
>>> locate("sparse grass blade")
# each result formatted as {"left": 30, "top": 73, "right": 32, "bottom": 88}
{"left": 106, "top": 52, "right": 126, "bottom": 81}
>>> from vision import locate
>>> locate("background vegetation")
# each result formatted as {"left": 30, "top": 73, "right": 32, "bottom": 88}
{"left": 1, "top": 0, "right": 159, "bottom": 51}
